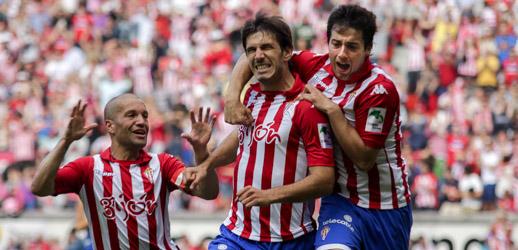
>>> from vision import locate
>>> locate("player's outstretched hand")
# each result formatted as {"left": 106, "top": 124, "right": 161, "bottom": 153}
{"left": 236, "top": 186, "right": 272, "bottom": 209}
{"left": 224, "top": 99, "right": 254, "bottom": 126}
{"left": 183, "top": 163, "right": 209, "bottom": 191}
{"left": 182, "top": 107, "right": 216, "bottom": 151}
{"left": 64, "top": 100, "right": 97, "bottom": 143}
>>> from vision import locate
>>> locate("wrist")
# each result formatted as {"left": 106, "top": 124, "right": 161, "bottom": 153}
{"left": 325, "top": 103, "right": 341, "bottom": 116}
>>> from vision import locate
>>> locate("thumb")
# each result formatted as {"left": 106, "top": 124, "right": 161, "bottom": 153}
{"left": 181, "top": 133, "right": 193, "bottom": 142}
{"left": 84, "top": 123, "right": 98, "bottom": 132}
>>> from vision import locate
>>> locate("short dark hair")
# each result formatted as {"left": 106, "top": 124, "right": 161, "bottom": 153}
{"left": 241, "top": 12, "right": 293, "bottom": 52}
{"left": 327, "top": 5, "right": 377, "bottom": 50}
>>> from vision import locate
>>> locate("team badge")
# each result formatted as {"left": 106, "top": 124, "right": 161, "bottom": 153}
{"left": 144, "top": 167, "right": 154, "bottom": 181}
{"left": 318, "top": 123, "right": 333, "bottom": 149}
{"left": 321, "top": 226, "right": 330, "bottom": 240}
{"left": 365, "top": 107, "right": 386, "bottom": 133}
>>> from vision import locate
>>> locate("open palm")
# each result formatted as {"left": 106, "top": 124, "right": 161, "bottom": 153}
{"left": 64, "top": 100, "right": 98, "bottom": 143}
{"left": 182, "top": 107, "right": 216, "bottom": 150}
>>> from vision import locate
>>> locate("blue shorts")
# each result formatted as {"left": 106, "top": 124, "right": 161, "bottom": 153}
{"left": 315, "top": 194, "right": 413, "bottom": 250}
{"left": 208, "top": 225, "right": 315, "bottom": 250}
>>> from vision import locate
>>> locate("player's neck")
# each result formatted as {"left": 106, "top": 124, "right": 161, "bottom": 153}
{"left": 259, "top": 68, "right": 294, "bottom": 92}
{"left": 110, "top": 143, "right": 141, "bottom": 161}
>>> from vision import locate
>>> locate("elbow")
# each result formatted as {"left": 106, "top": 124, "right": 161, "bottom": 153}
{"left": 202, "top": 186, "right": 219, "bottom": 200}
{"left": 31, "top": 184, "right": 47, "bottom": 197}
{"left": 323, "top": 181, "right": 334, "bottom": 196}
{"left": 355, "top": 159, "right": 377, "bottom": 172}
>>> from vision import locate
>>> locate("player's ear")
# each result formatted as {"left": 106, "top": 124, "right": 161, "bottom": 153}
{"left": 105, "top": 120, "right": 114, "bottom": 134}
{"left": 283, "top": 47, "right": 293, "bottom": 62}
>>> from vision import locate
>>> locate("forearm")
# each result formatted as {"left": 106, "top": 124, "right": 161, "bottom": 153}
{"left": 31, "top": 138, "right": 72, "bottom": 196}
{"left": 224, "top": 53, "right": 252, "bottom": 103}
{"left": 191, "top": 168, "right": 219, "bottom": 200}
{"left": 203, "top": 131, "right": 239, "bottom": 170}
{"left": 193, "top": 146, "right": 209, "bottom": 165}
{"left": 326, "top": 106, "right": 378, "bottom": 171}
{"left": 268, "top": 167, "right": 334, "bottom": 204}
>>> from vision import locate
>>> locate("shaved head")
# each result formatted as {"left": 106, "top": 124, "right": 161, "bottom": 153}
{"left": 104, "top": 93, "right": 142, "bottom": 121}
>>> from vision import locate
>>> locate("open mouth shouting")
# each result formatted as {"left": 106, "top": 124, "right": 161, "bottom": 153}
{"left": 336, "top": 61, "right": 351, "bottom": 73}
{"left": 132, "top": 128, "right": 148, "bottom": 139}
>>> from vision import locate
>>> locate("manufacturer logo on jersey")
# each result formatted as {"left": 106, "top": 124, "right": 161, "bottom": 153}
{"left": 100, "top": 193, "right": 157, "bottom": 221}
{"left": 95, "top": 169, "right": 115, "bottom": 177}
{"left": 370, "top": 84, "right": 388, "bottom": 95}
{"left": 321, "top": 226, "right": 330, "bottom": 240}
{"left": 365, "top": 107, "right": 386, "bottom": 133}
{"left": 318, "top": 123, "right": 333, "bottom": 149}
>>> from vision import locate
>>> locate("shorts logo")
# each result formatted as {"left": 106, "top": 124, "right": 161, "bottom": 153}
{"left": 318, "top": 123, "right": 333, "bottom": 149}
{"left": 217, "top": 244, "right": 228, "bottom": 250}
{"left": 322, "top": 214, "right": 355, "bottom": 232}
{"left": 365, "top": 107, "right": 386, "bottom": 133}
{"left": 321, "top": 226, "right": 330, "bottom": 240}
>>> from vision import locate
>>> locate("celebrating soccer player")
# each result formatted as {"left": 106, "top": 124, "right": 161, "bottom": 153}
{"left": 187, "top": 13, "right": 335, "bottom": 249}
{"left": 31, "top": 94, "right": 219, "bottom": 249}
{"left": 224, "top": 4, "right": 413, "bottom": 250}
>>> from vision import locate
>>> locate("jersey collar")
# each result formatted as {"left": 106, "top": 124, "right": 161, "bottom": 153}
{"left": 100, "top": 147, "right": 152, "bottom": 165}
{"left": 250, "top": 72, "right": 304, "bottom": 99}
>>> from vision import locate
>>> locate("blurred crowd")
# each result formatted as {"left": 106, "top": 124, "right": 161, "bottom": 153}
{"left": 0, "top": 0, "right": 516, "bottom": 249}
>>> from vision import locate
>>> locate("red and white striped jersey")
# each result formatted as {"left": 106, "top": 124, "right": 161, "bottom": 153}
{"left": 291, "top": 50, "right": 411, "bottom": 210}
{"left": 224, "top": 75, "right": 335, "bottom": 242}
{"left": 54, "top": 148, "right": 186, "bottom": 250}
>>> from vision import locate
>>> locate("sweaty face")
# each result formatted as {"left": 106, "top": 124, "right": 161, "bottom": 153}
{"left": 328, "top": 26, "right": 370, "bottom": 81}
{"left": 245, "top": 31, "right": 291, "bottom": 86}
{"left": 107, "top": 98, "right": 149, "bottom": 150}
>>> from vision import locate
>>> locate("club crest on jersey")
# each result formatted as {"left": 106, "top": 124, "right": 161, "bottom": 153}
{"left": 365, "top": 107, "right": 386, "bottom": 133}
{"left": 250, "top": 121, "right": 281, "bottom": 145}
{"left": 321, "top": 226, "right": 330, "bottom": 240}
{"left": 318, "top": 123, "right": 333, "bottom": 149}
{"left": 144, "top": 167, "right": 153, "bottom": 181}
{"left": 370, "top": 84, "right": 388, "bottom": 95}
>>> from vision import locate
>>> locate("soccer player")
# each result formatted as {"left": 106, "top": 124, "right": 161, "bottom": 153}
{"left": 31, "top": 94, "right": 219, "bottom": 249}
{"left": 188, "top": 13, "right": 335, "bottom": 249}
{"left": 224, "top": 5, "right": 413, "bottom": 250}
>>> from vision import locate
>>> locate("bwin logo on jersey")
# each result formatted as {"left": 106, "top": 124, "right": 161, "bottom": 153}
{"left": 370, "top": 84, "right": 388, "bottom": 95}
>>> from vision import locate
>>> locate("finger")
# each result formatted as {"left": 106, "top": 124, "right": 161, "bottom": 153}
{"left": 80, "top": 102, "right": 88, "bottom": 117}
{"left": 180, "top": 133, "right": 192, "bottom": 142}
{"left": 84, "top": 123, "right": 98, "bottom": 132}
{"left": 236, "top": 186, "right": 250, "bottom": 198}
{"left": 190, "top": 110, "right": 196, "bottom": 124}
{"left": 198, "top": 107, "right": 203, "bottom": 122}
{"left": 204, "top": 107, "right": 211, "bottom": 123}
{"left": 210, "top": 115, "right": 216, "bottom": 128}
{"left": 71, "top": 100, "right": 80, "bottom": 117}
{"left": 190, "top": 176, "right": 202, "bottom": 190}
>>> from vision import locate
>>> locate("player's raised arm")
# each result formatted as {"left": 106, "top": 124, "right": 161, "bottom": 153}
{"left": 181, "top": 107, "right": 216, "bottom": 164}
{"left": 31, "top": 100, "right": 97, "bottom": 196}
{"left": 224, "top": 53, "right": 254, "bottom": 125}
{"left": 185, "top": 130, "right": 239, "bottom": 191}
